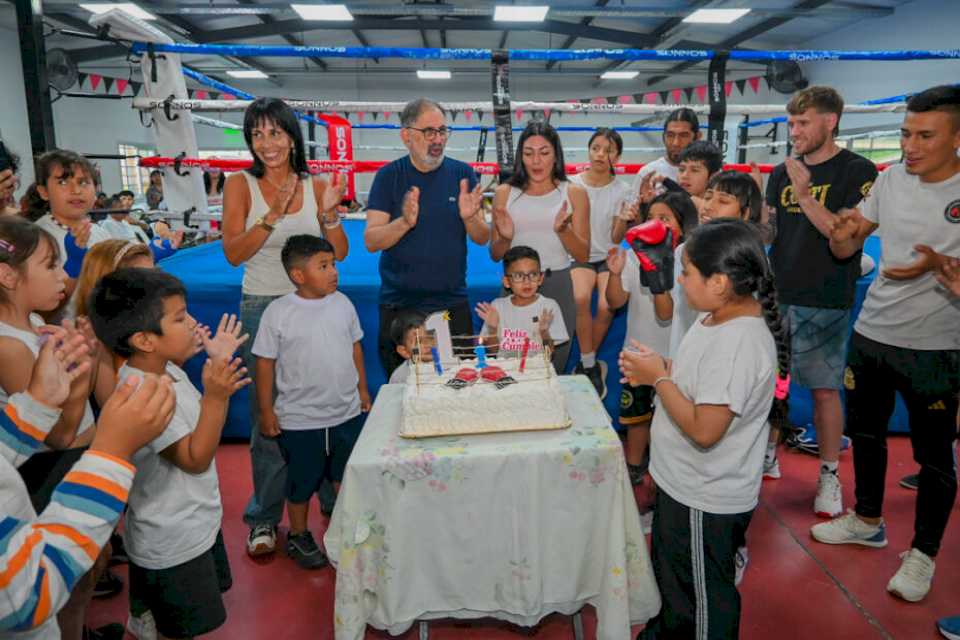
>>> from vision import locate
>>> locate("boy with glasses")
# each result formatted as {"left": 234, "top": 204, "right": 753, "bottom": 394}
{"left": 476, "top": 245, "right": 568, "bottom": 358}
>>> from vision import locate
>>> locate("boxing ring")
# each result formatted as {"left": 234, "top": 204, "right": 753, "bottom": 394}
{"left": 83, "top": 11, "right": 947, "bottom": 439}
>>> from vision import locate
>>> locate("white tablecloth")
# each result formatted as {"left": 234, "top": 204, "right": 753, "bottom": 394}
{"left": 325, "top": 376, "right": 660, "bottom": 640}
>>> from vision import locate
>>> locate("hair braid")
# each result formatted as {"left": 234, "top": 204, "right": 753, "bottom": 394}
{"left": 756, "top": 267, "right": 791, "bottom": 430}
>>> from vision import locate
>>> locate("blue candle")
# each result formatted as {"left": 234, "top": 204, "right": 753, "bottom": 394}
{"left": 474, "top": 341, "right": 487, "bottom": 369}
{"left": 431, "top": 347, "right": 443, "bottom": 376}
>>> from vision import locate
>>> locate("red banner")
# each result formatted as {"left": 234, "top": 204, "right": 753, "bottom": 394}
{"left": 324, "top": 115, "right": 356, "bottom": 201}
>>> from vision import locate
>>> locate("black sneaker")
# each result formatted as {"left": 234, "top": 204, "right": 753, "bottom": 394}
{"left": 92, "top": 569, "right": 123, "bottom": 599}
{"left": 578, "top": 362, "right": 606, "bottom": 400}
{"left": 287, "top": 531, "right": 329, "bottom": 570}
{"left": 83, "top": 623, "right": 125, "bottom": 640}
{"left": 899, "top": 473, "right": 919, "bottom": 490}
{"left": 108, "top": 532, "right": 128, "bottom": 565}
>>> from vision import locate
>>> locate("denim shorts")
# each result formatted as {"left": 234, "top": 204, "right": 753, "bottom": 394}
{"left": 781, "top": 304, "right": 851, "bottom": 390}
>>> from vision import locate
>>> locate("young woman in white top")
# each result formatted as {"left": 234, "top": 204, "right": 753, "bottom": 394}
{"left": 568, "top": 128, "right": 630, "bottom": 398}
{"left": 490, "top": 122, "right": 590, "bottom": 374}
{"left": 221, "top": 97, "right": 348, "bottom": 559}
{"left": 621, "top": 219, "right": 790, "bottom": 640}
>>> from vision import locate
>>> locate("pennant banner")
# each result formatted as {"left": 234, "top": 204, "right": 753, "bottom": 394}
{"left": 695, "top": 85, "right": 707, "bottom": 102}
{"left": 89, "top": 74, "right": 102, "bottom": 91}
{"left": 683, "top": 87, "right": 694, "bottom": 101}
{"left": 735, "top": 79, "right": 747, "bottom": 95}
{"left": 116, "top": 78, "right": 129, "bottom": 95}
{"left": 748, "top": 77, "right": 761, "bottom": 94}
{"left": 724, "top": 81, "right": 733, "bottom": 97}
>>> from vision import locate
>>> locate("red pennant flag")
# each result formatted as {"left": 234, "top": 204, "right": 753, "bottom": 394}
{"left": 383, "top": 111, "right": 391, "bottom": 119}
{"left": 617, "top": 95, "right": 634, "bottom": 104}
{"left": 358, "top": 112, "right": 365, "bottom": 122}
{"left": 591, "top": 97, "right": 606, "bottom": 105}
{"left": 671, "top": 88, "right": 682, "bottom": 103}
{"left": 221, "top": 93, "right": 235, "bottom": 100}
{"left": 748, "top": 76, "right": 761, "bottom": 94}
{"left": 195, "top": 90, "right": 208, "bottom": 100}
{"left": 515, "top": 109, "right": 523, "bottom": 121}
{"left": 544, "top": 108, "right": 551, "bottom": 118}
{"left": 645, "top": 92, "right": 658, "bottom": 104}
{"left": 465, "top": 110, "right": 473, "bottom": 121}
{"left": 115, "top": 78, "right": 129, "bottom": 95}
{"left": 90, "top": 74, "right": 102, "bottom": 91}
{"left": 695, "top": 85, "right": 707, "bottom": 102}
{"left": 725, "top": 81, "right": 733, "bottom": 97}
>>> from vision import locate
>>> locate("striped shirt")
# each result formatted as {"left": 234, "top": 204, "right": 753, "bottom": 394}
{"left": 0, "top": 393, "right": 134, "bottom": 638}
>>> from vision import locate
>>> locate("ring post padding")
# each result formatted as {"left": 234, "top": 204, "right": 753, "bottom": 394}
{"left": 707, "top": 51, "right": 729, "bottom": 152}
{"left": 491, "top": 49, "right": 514, "bottom": 183}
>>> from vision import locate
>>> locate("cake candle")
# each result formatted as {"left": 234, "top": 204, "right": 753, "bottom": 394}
{"left": 431, "top": 347, "right": 443, "bottom": 376}
{"left": 519, "top": 337, "right": 530, "bottom": 373}
{"left": 474, "top": 338, "right": 488, "bottom": 369}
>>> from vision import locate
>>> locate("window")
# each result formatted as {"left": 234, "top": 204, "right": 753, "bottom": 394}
{"left": 118, "top": 143, "right": 155, "bottom": 196}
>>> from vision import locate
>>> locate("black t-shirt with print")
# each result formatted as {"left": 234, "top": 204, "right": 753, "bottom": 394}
{"left": 767, "top": 148, "right": 878, "bottom": 309}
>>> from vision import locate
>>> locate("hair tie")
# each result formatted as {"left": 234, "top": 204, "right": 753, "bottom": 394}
{"left": 0, "top": 239, "right": 14, "bottom": 254}
{"left": 113, "top": 242, "right": 137, "bottom": 268}
{"left": 775, "top": 373, "right": 791, "bottom": 401}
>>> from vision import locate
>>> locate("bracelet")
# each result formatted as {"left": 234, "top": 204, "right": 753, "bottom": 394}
{"left": 653, "top": 376, "right": 672, "bottom": 389}
{"left": 323, "top": 217, "right": 342, "bottom": 229}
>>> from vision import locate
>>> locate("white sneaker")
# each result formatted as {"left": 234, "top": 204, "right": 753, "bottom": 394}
{"left": 887, "top": 548, "right": 935, "bottom": 602}
{"left": 763, "top": 455, "right": 781, "bottom": 480}
{"left": 814, "top": 470, "right": 843, "bottom": 518}
{"left": 126, "top": 610, "right": 158, "bottom": 640}
{"left": 734, "top": 546, "right": 749, "bottom": 587}
{"left": 246, "top": 524, "right": 277, "bottom": 557}
{"left": 810, "top": 510, "right": 888, "bottom": 548}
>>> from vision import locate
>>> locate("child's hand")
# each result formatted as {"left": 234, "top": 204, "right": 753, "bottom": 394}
{"left": 169, "top": 230, "right": 185, "bottom": 249}
{"left": 538, "top": 307, "right": 554, "bottom": 337}
{"left": 202, "top": 356, "right": 250, "bottom": 401}
{"left": 749, "top": 161, "right": 763, "bottom": 190}
{"left": 73, "top": 220, "right": 92, "bottom": 249}
{"left": 475, "top": 302, "right": 499, "bottom": 329}
{"left": 936, "top": 255, "right": 960, "bottom": 296}
{"left": 492, "top": 205, "right": 514, "bottom": 241}
{"left": 553, "top": 201, "right": 573, "bottom": 234}
{"left": 617, "top": 199, "right": 640, "bottom": 223}
{"left": 202, "top": 313, "right": 249, "bottom": 362}
{"left": 637, "top": 172, "right": 662, "bottom": 205}
{"left": 189, "top": 323, "right": 211, "bottom": 359}
{"left": 618, "top": 340, "right": 667, "bottom": 386}
{"left": 75, "top": 316, "right": 102, "bottom": 364}
{"left": 359, "top": 387, "right": 372, "bottom": 412}
{"left": 29, "top": 327, "right": 91, "bottom": 409}
{"left": 90, "top": 373, "right": 176, "bottom": 461}
{"left": 606, "top": 247, "right": 626, "bottom": 275}
{"left": 259, "top": 408, "right": 281, "bottom": 438}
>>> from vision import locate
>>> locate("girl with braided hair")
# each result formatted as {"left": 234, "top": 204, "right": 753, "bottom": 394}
{"left": 619, "top": 218, "right": 790, "bottom": 640}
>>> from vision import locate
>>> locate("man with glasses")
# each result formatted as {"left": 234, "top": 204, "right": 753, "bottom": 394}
{"left": 631, "top": 108, "right": 702, "bottom": 195}
{"left": 365, "top": 98, "right": 489, "bottom": 377}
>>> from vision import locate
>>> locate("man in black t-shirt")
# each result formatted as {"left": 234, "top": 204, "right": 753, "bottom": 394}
{"left": 765, "top": 86, "right": 878, "bottom": 519}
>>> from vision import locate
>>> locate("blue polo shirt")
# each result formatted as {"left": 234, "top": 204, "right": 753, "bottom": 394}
{"left": 367, "top": 155, "right": 478, "bottom": 310}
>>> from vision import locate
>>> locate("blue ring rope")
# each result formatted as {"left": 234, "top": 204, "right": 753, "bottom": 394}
{"left": 134, "top": 42, "right": 960, "bottom": 62}
{"left": 351, "top": 124, "right": 662, "bottom": 132}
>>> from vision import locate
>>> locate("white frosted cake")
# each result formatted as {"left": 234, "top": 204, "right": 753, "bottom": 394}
{"left": 400, "top": 356, "right": 571, "bottom": 438}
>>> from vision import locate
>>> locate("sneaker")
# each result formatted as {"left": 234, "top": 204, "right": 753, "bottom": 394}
{"left": 899, "top": 473, "right": 919, "bottom": 491}
{"left": 811, "top": 510, "right": 887, "bottom": 548}
{"left": 762, "top": 455, "right": 781, "bottom": 480}
{"left": 109, "top": 532, "right": 128, "bottom": 565}
{"left": 82, "top": 624, "right": 125, "bottom": 640}
{"left": 937, "top": 614, "right": 960, "bottom": 640}
{"left": 734, "top": 546, "right": 749, "bottom": 587}
{"left": 640, "top": 510, "right": 653, "bottom": 535}
{"left": 92, "top": 569, "right": 123, "bottom": 598}
{"left": 287, "top": 531, "right": 329, "bottom": 569}
{"left": 578, "top": 362, "right": 606, "bottom": 400}
{"left": 814, "top": 470, "right": 843, "bottom": 518}
{"left": 126, "top": 611, "right": 158, "bottom": 640}
{"left": 887, "top": 548, "right": 935, "bottom": 602}
{"left": 246, "top": 524, "right": 277, "bottom": 557}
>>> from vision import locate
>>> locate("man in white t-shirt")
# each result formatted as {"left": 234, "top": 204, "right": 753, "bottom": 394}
{"left": 631, "top": 108, "right": 702, "bottom": 194}
{"left": 811, "top": 85, "right": 960, "bottom": 604}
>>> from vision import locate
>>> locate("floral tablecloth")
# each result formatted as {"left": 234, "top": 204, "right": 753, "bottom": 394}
{"left": 324, "top": 376, "right": 661, "bottom": 640}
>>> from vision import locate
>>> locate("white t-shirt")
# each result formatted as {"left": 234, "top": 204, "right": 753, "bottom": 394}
{"left": 569, "top": 174, "right": 630, "bottom": 262}
{"left": 507, "top": 183, "right": 574, "bottom": 272}
{"left": 99, "top": 217, "right": 151, "bottom": 244}
{"left": 620, "top": 251, "right": 672, "bottom": 355}
{"left": 389, "top": 360, "right": 410, "bottom": 385}
{"left": 34, "top": 213, "right": 111, "bottom": 266}
{"left": 480, "top": 294, "right": 569, "bottom": 354}
{"left": 252, "top": 291, "right": 364, "bottom": 430}
{"left": 667, "top": 243, "right": 698, "bottom": 358}
{"left": 120, "top": 362, "right": 222, "bottom": 570}
{"left": 650, "top": 315, "right": 776, "bottom": 514}
{"left": 630, "top": 156, "right": 680, "bottom": 195}
{"left": 855, "top": 164, "right": 960, "bottom": 350}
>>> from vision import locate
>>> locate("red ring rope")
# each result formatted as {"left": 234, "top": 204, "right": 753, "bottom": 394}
{"left": 139, "top": 156, "right": 891, "bottom": 175}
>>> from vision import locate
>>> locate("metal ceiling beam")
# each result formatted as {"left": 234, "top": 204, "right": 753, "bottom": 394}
{"left": 235, "top": 0, "right": 330, "bottom": 70}
{"left": 644, "top": 0, "right": 834, "bottom": 86}
{"left": 546, "top": 0, "right": 610, "bottom": 71}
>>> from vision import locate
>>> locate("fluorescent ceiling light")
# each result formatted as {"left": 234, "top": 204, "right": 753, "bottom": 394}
{"left": 290, "top": 4, "right": 353, "bottom": 21}
{"left": 683, "top": 8, "right": 751, "bottom": 24}
{"left": 227, "top": 69, "right": 269, "bottom": 79}
{"left": 601, "top": 71, "right": 639, "bottom": 80}
{"left": 493, "top": 6, "right": 549, "bottom": 22}
{"left": 79, "top": 3, "right": 156, "bottom": 20}
{"left": 417, "top": 70, "right": 452, "bottom": 80}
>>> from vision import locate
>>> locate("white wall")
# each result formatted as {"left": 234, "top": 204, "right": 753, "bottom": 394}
{"left": 0, "top": 21, "right": 36, "bottom": 190}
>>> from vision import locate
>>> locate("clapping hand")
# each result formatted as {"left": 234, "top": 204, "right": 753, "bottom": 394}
{"left": 883, "top": 244, "right": 949, "bottom": 281}
{"left": 935, "top": 255, "right": 960, "bottom": 296}
{"left": 618, "top": 340, "right": 668, "bottom": 386}
{"left": 402, "top": 187, "right": 420, "bottom": 228}
{"left": 553, "top": 201, "right": 573, "bottom": 234}
{"left": 202, "top": 313, "right": 249, "bottom": 362}
{"left": 0, "top": 169, "right": 16, "bottom": 203}
{"left": 492, "top": 204, "right": 514, "bottom": 241}
{"left": 202, "top": 356, "right": 251, "bottom": 401}
{"left": 458, "top": 179, "right": 483, "bottom": 222}
{"left": 321, "top": 172, "right": 348, "bottom": 212}
{"left": 637, "top": 172, "right": 662, "bottom": 205}
{"left": 189, "top": 323, "right": 211, "bottom": 359}
{"left": 90, "top": 374, "right": 177, "bottom": 461}
{"left": 537, "top": 308, "right": 554, "bottom": 337}
{"left": 475, "top": 302, "right": 499, "bottom": 329}
{"left": 617, "top": 199, "right": 640, "bottom": 223}
{"left": 784, "top": 157, "right": 811, "bottom": 196}
{"left": 606, "top": 247, "right": 626, "bottom": 275}
{"left": 29, "top": 327, "right": 91, "bottom": 409}
{"left": 829, "top": 208, "right": 862, "bottom": 244}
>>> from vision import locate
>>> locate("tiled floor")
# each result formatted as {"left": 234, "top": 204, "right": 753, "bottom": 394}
{"left": 88, "top": 436, "right": 958, "bottom": 639}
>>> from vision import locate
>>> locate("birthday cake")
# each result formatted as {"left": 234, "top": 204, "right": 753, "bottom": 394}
{"left": 400, "top": 355, "right": 572, "bottom": 438}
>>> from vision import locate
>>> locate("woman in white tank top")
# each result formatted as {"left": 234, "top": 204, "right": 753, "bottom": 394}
{"left": 490, "top": 122, "right": 590, "bottom": 373}
{"left": 220, "top": 98, "right": 348, "bottom": 555}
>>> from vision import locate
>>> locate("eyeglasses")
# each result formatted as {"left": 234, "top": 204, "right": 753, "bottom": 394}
{"left": 507, "top": 271, "right": 542, "bottom": 283}
{"left": 406, "top": 126, "right": 451, "bottom": 141}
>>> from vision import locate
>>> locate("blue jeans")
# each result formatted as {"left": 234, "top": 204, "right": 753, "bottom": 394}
{"left": 239, "top": 293, "right": 286, "bottom": 529}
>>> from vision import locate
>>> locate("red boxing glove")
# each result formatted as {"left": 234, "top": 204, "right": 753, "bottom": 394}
{"left": 480, "top": 366, "right": 517, "bottom": 389}
{"left": 445, "top": 368, "right": 479, "bottom": 390}
{"left": 625, "top": 219, "right": 675, "bottom": 294}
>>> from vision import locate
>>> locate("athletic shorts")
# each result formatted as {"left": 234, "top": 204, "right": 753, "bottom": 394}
{"left": 279, "top": 413, "right": 365, "bottom": 502}
{"left": 620, "top": 383, "right": 655, "bottom": 426}
{"left": 781, "top": 304, "right": 851, "bottom": 390}
{"left": 572, "top": 259, "right": 609, "bottom": 273}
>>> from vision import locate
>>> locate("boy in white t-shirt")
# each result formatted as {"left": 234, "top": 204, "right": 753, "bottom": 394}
{"left": 476, "top": 245, "right": 569, "bottom": 360}
{"left": 89, "top": 268, "right": 251, "bottom": 639}
{"left": 387, "top": 309, "right": 434, "bottom": 385}
{"left": 253, "top": 235, "right": 371, "bottom": 570}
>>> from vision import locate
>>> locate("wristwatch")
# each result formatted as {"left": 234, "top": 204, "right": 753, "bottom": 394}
{"left": 256, "top": 216, "right": 276, "bottom": 232}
